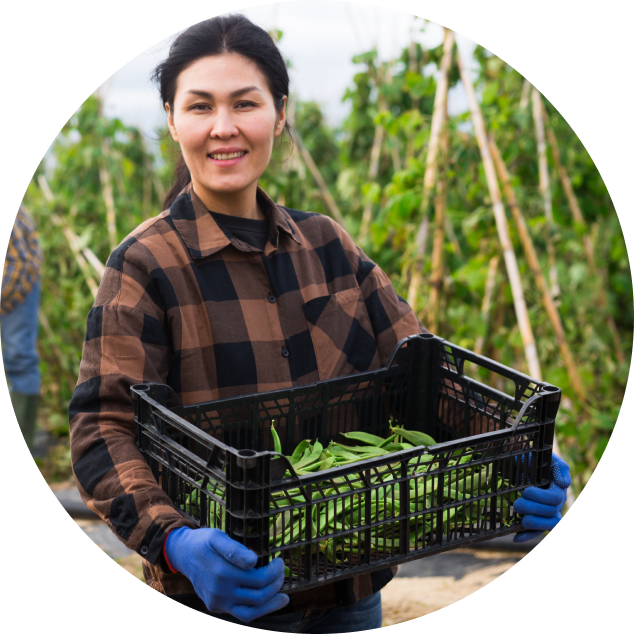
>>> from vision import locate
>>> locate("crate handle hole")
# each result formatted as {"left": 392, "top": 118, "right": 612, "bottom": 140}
{"left": 237, "top": 449, "right": 258, "bottom": 469}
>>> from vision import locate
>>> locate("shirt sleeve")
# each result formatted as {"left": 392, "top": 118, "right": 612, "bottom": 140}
{"left": 328, "top": 218, "right": 428, "bottom": 366}
{"left": 68, "top": 236, "right": 195, "bottom": 566}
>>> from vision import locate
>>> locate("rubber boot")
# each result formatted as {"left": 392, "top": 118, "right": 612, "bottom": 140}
{"left": 10, "top": 392, "right": 39, "bottom": 451}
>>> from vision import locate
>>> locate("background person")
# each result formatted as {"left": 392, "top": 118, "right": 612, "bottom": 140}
{"left": 68, "top": 14, "right": 570, "bottom": 632}
{"left": 1, "top": 205, "right": 43, "bottom": 451}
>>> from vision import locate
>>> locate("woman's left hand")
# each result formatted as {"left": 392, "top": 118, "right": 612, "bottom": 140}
{"left": 512, "top": 453, "right": 571, "bottom": 543}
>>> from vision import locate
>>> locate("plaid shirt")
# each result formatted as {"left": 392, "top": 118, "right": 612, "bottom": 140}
{"left": 69, "top": 184, "right": 426, "bottom": 611}
{"left": 1, "top": 206, "right": 42, "bottom": 315}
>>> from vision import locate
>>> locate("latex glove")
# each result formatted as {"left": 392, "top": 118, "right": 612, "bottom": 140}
{"left": 165, "top": 527, "right": 289, "bottom": 622}
{"left": 513, "top": 453, "right": 571, "bottom": 543}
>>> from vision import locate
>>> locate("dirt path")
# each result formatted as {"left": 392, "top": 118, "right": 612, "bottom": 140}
{"left": 381, "top": 548, "right": 525, "bottom": 625}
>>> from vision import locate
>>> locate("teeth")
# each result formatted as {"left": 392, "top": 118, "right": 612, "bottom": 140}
{"left": 210, "top": 151, "right": 246, "bottom": 160}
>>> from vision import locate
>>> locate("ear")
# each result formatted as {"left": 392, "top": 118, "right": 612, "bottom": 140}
{"left": 165, "top": 103, "right": 179, "bottom": 142}
{"left": 274, "top": 96, "right": 287, "bottom": 137}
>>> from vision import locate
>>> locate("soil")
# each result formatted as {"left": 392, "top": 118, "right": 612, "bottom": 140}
{"left": 380, "top": 548, "right": 525, "bottom": 626}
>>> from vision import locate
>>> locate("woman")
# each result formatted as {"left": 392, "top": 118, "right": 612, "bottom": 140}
{"left": 69, "top": 14, "right": 570, "bottom": 632}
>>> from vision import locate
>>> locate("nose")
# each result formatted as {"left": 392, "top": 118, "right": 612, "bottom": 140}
{"left": 210, "top": 107, "right": 239, "bottom": 139}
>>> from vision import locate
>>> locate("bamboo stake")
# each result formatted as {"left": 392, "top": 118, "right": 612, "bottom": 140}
{"left": 61, "top": 224, "right": 99, "bottom": 299}
{"left": 489, "top": 137, "right": 586, "bottom": 402}
{"left": 82, "top": 248, "right": 106, "bottom": 279}
{"left": 359, "top": 65, "right": 387, "bottom": 242}
{"left": 294, "top": 130, "right": 348, "bottom": 232}
{"left": 542, "top": 104, "right": 624, "bottom": 364}
{"left": 532, "top": 88, "right": 560, "bottom": 298}
{"left": 519, "top": 79, "right": 531, "bottom": 110}
{"left": 474, "top": 255, "right": 500, "bottom": 356}
{"left": 456, "top": 48, "right": 541, "bottom": 381}
{"left": 428, "top": 104, "right": 450, "bottom": 332}
{"left": 407, "top": 28, "right": 455, "bottom": 312}
{"left": 37, "top": 175, "right": 103, "bottom": 295}
{"left": 458, "top": 61, "right": 572, "bottom": 499}
{"left": 99, "top": 140, "right": 118, "bottom": 252}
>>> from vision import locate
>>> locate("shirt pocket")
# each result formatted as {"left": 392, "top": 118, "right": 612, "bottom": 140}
{"left": 302, "top": 287, "right": 381, "bottom": 381}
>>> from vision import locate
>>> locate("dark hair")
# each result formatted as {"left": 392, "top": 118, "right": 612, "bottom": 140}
{"left": 152, "top": 14, "right": 291, "bottom": 208}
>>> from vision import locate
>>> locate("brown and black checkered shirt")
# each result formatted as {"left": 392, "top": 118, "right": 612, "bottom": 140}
{"left": 69, "top": 184, "right": 425, "bottom": 612}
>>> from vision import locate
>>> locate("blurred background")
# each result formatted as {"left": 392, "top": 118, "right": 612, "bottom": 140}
{"left": 18, "top": 2, "right": 634, "bottom": 485}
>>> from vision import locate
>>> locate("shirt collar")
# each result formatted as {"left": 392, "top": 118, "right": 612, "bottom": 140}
{"left": 169, "top": 182, "right": 302, "bottom": 260}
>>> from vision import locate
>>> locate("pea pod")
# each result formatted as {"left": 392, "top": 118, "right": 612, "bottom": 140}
{"left": 290, "top": 439, "right": 311, "bottom": 465}
{"left": 378, "top": 433, "right": 397, "bottom": 448}
{"left": 271, "top": 424, "right": 282, "bottom": 454}
{"left": 391, "top": 426, "right": 437, "bottom": 447}
{"left": 331, "top": 442, "right": 390, "bottom": 456}
{"left": 292, "top": 439, "right": 324, "bottom": 471}
{"left": 341, "top": 431, "right": 387, "bottom": 446}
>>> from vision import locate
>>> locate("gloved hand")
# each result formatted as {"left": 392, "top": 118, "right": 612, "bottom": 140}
{"left": 512, "top": 453, "right": 571, "bottom": 543}
{"left": 165, "top": 527, "right": 289, "bottom": 622}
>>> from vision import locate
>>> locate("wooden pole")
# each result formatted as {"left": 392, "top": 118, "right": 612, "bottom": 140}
{"left": 37, "top": 175, "right": 103, "bottom": 296}
{"left": 407, "top": 28, "right": 455, "bottom": 313}
{"left": 474, "top": 255, "right": 500, "bottom": 356}
{"left": 359, "top": 64, "right": 387, "bottom": 242}
{"left": 456, "top": 48, "right": 541, "bottom": 381}
{"left": 542, "top": 103, "right": 624, "bottom": 364}
{"left": 519, "top": 79, "right": 531, "bottom": 110}
{"left": 428, "top": 104, "right": 450, "bottom": 333}
{"left": 294, "top": 130, "right": 348, "bottom": 232}
{"left": 489, "top": 137, "right": 586, "bottom": 402}
{"left": 82, "top": 248, "right": 106, "bottom": 279}
{"left": 99, "top": 140, "right": 118, "bottom": 252}
{"left": 532, "top": 88, "right": 560, "bottom": 298}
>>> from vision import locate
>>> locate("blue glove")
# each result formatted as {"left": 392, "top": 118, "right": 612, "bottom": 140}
{"left": 513, "top": 453, "right": 571, "bottom": 543}
{"left": 165, "top": 527, "right": 289, "bottom": 622}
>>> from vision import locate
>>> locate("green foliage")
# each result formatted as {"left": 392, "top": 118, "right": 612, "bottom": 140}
{"left": 23, "top": 41, "right": 631, "bottom": 495}
{"left": 25, "top": 94, "right": 161, "bottom": 443}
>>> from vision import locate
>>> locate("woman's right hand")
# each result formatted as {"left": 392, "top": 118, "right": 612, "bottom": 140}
{"left": 164, "top": 527, "right": 289, "bottom": 622}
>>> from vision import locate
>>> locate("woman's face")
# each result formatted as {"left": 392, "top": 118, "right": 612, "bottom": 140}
{"left": 166, "top": 53, "right": 286, "bottom": 208}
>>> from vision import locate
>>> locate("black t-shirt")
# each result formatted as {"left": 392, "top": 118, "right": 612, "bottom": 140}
{"left": 210, "top": 210, "right": 270, "bottom": 251}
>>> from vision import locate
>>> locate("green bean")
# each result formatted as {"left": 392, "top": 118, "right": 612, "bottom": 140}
{"left": 378, "top": 433, "right": 398, "bottom": 448}
{"left": 271, "top": 424, "right": 282, "bottom": 454}
{"left": 391, "top": 426, "right": 436, "bottom": 447}
{"left": 341, "top": 431, "right": 386, "bottom": 446}
{"left": 290, "top": 439, "right": 311, "bottom": 465}
{"left": 292, "top": 439, "right": 324, "bottom": 471}
{"left": 183, "top": 429, "right": 522, "bottom": 571}
{"left": 331, "top": 442, "right": 390, "bottom": 456}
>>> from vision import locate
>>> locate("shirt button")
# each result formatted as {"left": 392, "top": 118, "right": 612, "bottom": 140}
{"left": 268, "top": 293, "right": 276, "bottom": 303}
{"left": 282, "top": 348, "right": 290, "bottom": 358}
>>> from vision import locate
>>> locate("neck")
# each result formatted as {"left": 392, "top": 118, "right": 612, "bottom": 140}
{"left": 191, "top": 179, "right": 265, "bottom": 220}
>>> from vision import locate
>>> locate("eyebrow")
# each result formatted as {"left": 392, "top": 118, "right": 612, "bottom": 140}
{"left": 185, "top": 86, "right": 263, "bottom": 99}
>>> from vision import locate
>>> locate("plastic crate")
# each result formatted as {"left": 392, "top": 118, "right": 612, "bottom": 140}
{"left": 132, "top": 333, "right": 560, "bottom": 593}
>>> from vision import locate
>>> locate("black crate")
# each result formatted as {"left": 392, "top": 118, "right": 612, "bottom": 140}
{"left": 132, "top": 333, "right": 560, "bottom": 593}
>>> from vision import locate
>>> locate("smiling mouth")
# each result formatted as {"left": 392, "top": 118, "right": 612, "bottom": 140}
{"left": 208, "top": 151, "right": 247, "bottom": 160}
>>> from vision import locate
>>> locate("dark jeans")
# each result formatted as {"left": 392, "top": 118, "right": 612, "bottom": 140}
{"left": 211, "top": 591, "right": 382, "bottom": 633}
